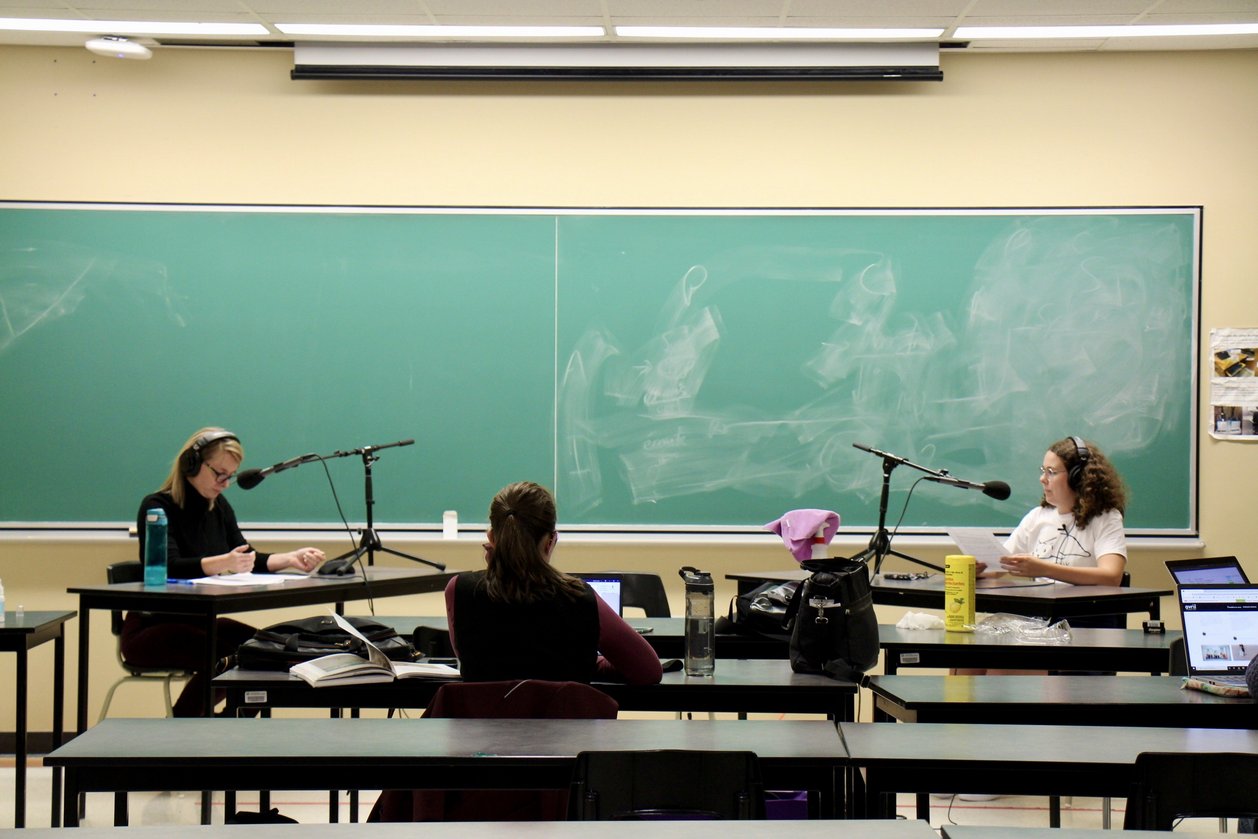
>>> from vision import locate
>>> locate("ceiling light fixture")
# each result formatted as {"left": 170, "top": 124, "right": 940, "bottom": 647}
{"left": 85, "top": 35, "right": 152, "bottom": 59}
{"left": 955, "top": 23, "right": 1258, "bottom": 40}
{"left": 276, "top": 23, "right": 604, "bottom": 39}
{"left": 0, "top": 17, "right": 268, "bottom": 36}
{"left": 614, "top": 26, "right": 944, "bottom": 40}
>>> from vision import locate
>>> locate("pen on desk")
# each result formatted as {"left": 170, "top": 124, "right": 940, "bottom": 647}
{"left": 166, "top": 578, "right": 196, "bottom": 586}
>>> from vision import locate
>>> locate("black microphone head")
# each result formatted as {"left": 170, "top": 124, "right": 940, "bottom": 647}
{"left": 983, "top": 481, "right": 1011, "bottom": 501}
{"left": 235, "top": 468, "right": 265, "bottom": 490}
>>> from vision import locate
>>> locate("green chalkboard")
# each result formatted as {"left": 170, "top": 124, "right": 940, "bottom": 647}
{"left": 0, "top": 205, "right": 1198, "bottom": 533}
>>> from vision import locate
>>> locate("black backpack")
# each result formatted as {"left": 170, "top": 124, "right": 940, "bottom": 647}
{"left": 784, "top": 558, "right": 879, "bottom": 681}
{"left": 236, "top": 615, "right": 419, "bottom": 671}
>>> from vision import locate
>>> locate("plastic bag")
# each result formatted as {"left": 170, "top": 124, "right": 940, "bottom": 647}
{"left": 972, "top": 612, "right": 1072, "bottom": 644}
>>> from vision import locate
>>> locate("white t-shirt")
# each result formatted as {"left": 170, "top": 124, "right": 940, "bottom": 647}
{"left": 1002, "top": 506, "right": 1127, "bottom": 569}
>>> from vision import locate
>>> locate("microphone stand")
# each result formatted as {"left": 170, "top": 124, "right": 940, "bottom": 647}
{"left": 328, "top": 439, "right": 446, "bottom": 572}
{"left": 850, "top": 445, "right": 945, "bottom": 577}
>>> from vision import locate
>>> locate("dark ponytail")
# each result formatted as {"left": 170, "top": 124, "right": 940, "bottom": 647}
{"left": 482, "top": 481, "right": 584, "bottom": 603}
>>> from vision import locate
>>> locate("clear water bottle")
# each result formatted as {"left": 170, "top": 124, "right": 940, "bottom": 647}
{"left": 143, "top": 507, "right": 168, "bottom": 587}
{"left": 679, "top": 566, "right": 715, "bottom": 676}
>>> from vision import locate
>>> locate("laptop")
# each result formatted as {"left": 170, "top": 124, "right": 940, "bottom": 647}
{"left": 1176, "top": 583, "right": 1258, "bottom": 692}
{"left": 583, "top": 577, "right": 623, "bottom": 615}
{"left": 1165, "top": 556, "right": 1249, "bottom": 585}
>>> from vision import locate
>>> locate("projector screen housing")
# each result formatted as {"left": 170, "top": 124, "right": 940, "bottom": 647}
{"left": 292, "top": 42, "right": 942, "bottom": 81}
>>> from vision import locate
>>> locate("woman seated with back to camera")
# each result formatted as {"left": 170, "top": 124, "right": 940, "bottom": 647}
{"left": 445, "top": 481, "right": 662, "bottom": 686}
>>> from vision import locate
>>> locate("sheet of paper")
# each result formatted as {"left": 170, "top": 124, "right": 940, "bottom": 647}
{"left": 945, "top": 528, "right": 1009, "bottom": 568}
{"left": 187, "top": 572, "right": 293, "bottom": 587}
{"left": 331, "top": 611, "right": 392, "bottom": 670}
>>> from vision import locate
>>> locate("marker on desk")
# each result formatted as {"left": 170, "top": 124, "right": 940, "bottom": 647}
{"left": 166, "top": 578, "right": 196, "bottom": 586}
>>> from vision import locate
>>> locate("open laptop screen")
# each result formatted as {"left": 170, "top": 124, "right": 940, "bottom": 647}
{"left": 1166, "top": 556, "right": 1249, "bottom": 585}
{"left": 1178, "top": 584, "right": 1258, "bottom": 678}
{"left": 583, "top": 577, "right": 622, "bottom": 616}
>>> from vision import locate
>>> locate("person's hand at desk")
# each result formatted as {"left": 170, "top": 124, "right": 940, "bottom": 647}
{"left": 202, "top": 544, "right": 258, "bottom": 575}
{"left": 268, "top": 547, "right": 325, "bottom": 573}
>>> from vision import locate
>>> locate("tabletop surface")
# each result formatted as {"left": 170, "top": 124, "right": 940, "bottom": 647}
{"left": 68, "top": 566, "right": 453, "bottom": 600}
{"left": 0, "top": 610, "right": 76, "bottom": 634}
{"left": 728, "top": 569, "right": 1170, "bottom": 601}
{"left": 218, "top": 657, "right": 856, "bottom": 692}
{"left": 47, "top": 717, "right": 846, "bottom": 765}
{"left": 5, "top": 820, "right": 939, "bottom": 839}
{"left": 941, "top": 828, "right": 1176, "bottom": 839}
{"left": 878, "top": 624, "right": 1178, "bottom": 651}
{"left": 868, "top": 674, "right": 1252, "bottom": 707}
{"left": 839, "top": 720, "right": 1258, "bottom": 765}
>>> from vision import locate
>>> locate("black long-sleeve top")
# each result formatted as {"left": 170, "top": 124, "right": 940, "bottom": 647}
{"left": 136, "top": 486, "right": 269, "bottom": 579}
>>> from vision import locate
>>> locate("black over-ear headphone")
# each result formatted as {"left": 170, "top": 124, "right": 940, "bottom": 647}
{"left": 1067, "top": 435, "right": 1090, "bottom": 490}
{"left": 180, "top": 430, "right": 239, "bottom": 476}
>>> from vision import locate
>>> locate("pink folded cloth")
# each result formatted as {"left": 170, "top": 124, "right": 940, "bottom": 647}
{"left": 765, "top": 509, "right": 840, "bottom": 563}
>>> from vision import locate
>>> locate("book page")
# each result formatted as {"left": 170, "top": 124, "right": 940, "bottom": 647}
{"left": 330, "top": 611, "right": 395, "bottom": 674}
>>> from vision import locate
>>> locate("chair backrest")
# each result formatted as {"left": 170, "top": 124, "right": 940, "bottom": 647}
{"left": 370, "top": 680, "right": 618, "bottom": 823}
{"left": 106, "top": 561, "right": 144, "bottom": 636}
{"left": 570, "top": 749, "right": 765, "bottom": 820}
{"left": 1122, "top": 751, "right": 1258, "bottom": 830}
{"left": 575, "top": 572, "right": 671, "bottom": 617}
{"left": 1168, "top": 636, "right": 1188, "bottom": 676}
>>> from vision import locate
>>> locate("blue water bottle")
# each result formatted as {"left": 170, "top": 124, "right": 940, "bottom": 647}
{"left": 144, "top": 507, "right": 168, "bottom": 587}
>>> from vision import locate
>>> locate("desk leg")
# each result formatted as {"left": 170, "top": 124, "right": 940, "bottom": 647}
{"left": 76, "top": 607, "right": 91, "bottom": 735}
{"left": 1049, "top": 795, "right": 1060, "bottom": 828}
{"left": 113, "top": 791, "right": 128, "bottom": 826}
{"left": 51, "top": 630, "right": 66, "bottom": 827}
{"left": 201, "top": 612, "right": 218, "bottom": 825}
{"left": 15, "top": 647, "right": 28, "bottom": 828}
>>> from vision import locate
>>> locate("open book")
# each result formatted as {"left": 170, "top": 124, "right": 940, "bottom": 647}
{"left": 289, "top": 612, "right": 460, "bottom": 687}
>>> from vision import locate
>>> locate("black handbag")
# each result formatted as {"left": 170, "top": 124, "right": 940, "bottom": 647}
{"left": 236, "top": 615, "right": 419, "bottom": 671}
{"left": 784, "top": 558, "right": 879, "bottom": 681}
{"left": 724, "top": 580, "right": 799, "bottom": 642}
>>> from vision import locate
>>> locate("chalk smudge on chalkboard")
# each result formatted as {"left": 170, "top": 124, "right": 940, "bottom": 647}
{"left": 0, "top": 241, "right": 184, "bottom": 353}
{"left": 558, "top": 216, "right": 1191, "bottom": 517}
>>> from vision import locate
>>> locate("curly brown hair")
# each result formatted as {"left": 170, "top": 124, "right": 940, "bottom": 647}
{"left": 1042, "top": 437, "right": 1127, "bottom": 529}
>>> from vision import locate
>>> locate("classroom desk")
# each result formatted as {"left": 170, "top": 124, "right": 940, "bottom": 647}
{"left": 867, "top": 675, "right": 1256, "bottom": 728}
{"left": 68, "top": 567, "right": 455, "bottom": 733}
{"left": 215, "top": 658, "right": 857, "bottom": 719}
{"left": 401, "top": 615, "right": 789, "bottom": 659}
{"left": 47, "top": 717, "right": 848, "bottom": 826}
{"left": 878, "top": 625, "right": 1179, "bottom": 674}
{"left": 6, "top": 820, "right": 940, "bottom": 839}
{"left": 840, "top": 721, "right": 1258, "bottom": 822}
{"left": 941, "top": 828, "right": 1172, "bottom": 839}
{"left": 727, "top": 570, "right": 1171, "bottom": 622}
{"left": 0, "top": 610, "right": 74, "bottom": 828}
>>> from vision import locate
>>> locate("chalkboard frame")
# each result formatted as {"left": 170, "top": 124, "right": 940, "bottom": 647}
{"left": 0, "top": 202, "right": 1200, "bottom": 536}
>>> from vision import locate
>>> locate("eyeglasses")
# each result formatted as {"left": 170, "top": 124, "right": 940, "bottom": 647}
{"left": 206, "top": 464, "right": 236, "bottom": 484}
{"left": 1039, "top": 466, "right": 1063, "bottom": 478}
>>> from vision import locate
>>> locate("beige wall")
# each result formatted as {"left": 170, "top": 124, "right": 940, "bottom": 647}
{"left": 2, "top": 45, "right": 1257, "bottom": 728}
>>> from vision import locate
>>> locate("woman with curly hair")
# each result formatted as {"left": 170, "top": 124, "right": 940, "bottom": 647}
{"left": 997, "top": 436, "right": 1128, "bottom": 587}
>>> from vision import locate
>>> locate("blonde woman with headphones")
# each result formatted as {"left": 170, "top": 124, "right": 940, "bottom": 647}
{"left": 127, "top": 427, "right": 325, "bottom": 716}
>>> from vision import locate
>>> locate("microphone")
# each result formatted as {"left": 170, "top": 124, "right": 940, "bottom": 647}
{"left": 923, "top": 473, "right": 1011, "bottom": 501}
{"left": 236, "top": 453, "right": 320, "bottom": 490}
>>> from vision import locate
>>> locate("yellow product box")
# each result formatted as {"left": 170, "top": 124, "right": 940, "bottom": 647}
{"left": 944, "top": 554, "right": 976, "bottom": 632}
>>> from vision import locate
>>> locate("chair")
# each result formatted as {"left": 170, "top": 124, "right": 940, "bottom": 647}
{"left": 369, "top": 679, "right": 619, "bottom": 822}
{"left": 1169, "top": 636, "right": 1188, "bottom": 676}
{"left": 1123, "top": 752, "right": 1258, "bottom": 831}
{"left": 570, "top": 749, "right": 765, "bottom": 820}
{"left": 575, "top": 572, "right": 672, "bottom": 617}
{"left": 97, "top": 561, "right": 193, "bottom": 721}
